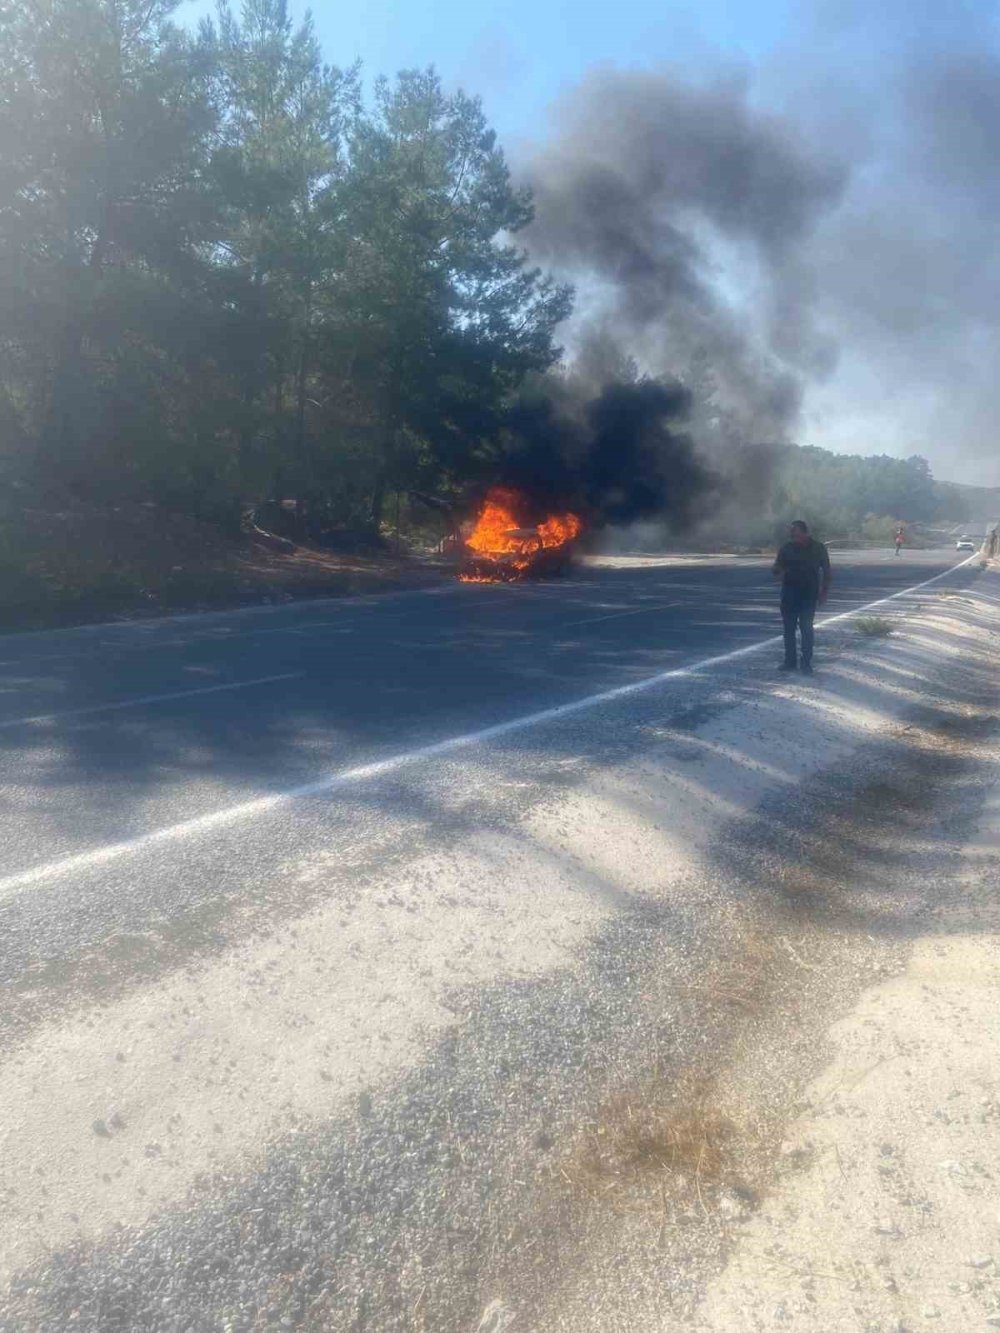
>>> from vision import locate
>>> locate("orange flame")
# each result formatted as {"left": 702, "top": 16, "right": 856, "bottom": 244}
{"left": 459, "top": 487, "right": 582, "bottom": 582}
{"left": 537, "top": 511, "right": 583, "bottom": 548}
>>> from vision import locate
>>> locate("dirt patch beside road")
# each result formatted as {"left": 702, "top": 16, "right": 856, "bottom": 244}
{"left": 0, "top": 503, "right": 447, "bottom": 631}
{"left": 490, "top": 691, "right": 999, "bottom": 1332}
{"left": 694, "top": 766, "right": 1000, "bottom": 1330}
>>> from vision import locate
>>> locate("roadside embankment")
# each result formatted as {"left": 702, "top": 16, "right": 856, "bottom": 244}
{"left": 694, "top": 775, "right": 1000, "bottom": 1332}
{"left": 0, "top": 566, "right": 997, "bottom": 1332}
{"left": 0, "top": 502, "right": 446, "bottom": 631}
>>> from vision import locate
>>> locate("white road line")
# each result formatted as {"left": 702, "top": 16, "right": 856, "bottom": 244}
{"left": 0, "top": 556, "right": 978, "bottom": 901}
{"left": 0, "top": 673, "right": 304, "bottom": 732}
{"left": 560, "top": 600, "right": 681, "bottom": 628}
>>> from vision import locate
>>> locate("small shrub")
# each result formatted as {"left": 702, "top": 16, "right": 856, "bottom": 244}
{"left": 855, "top": 615, "right": 894, "bottom": 637}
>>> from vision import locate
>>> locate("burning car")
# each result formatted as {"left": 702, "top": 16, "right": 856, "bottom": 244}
{"left": 458, "top": 487, "right": 583, "bottom": 583}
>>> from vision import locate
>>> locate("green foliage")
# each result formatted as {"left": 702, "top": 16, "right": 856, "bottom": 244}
{"left": 768, "top": 446, "right": 939, "bottom": 541}
{"left": 0, "top": 0, "right": 962, "bottom": 559}
{"left": 859, "top": 513, "right": 905, "bottom": 544}
{"left": 0, "top": 0, "right": 570, "bottom": 528}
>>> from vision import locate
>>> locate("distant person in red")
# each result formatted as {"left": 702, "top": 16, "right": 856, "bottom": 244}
{"left": 772, "top": 520, "right": 831, "bottom": 675}
{"left": 894, "top": 526, "right": 905, "bottom": 556}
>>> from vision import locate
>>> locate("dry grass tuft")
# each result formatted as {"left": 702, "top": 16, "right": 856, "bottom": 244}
{"left": 670, "top": 931, "right": 779, "bottom": 1013}
{"left": 894, "top": 709, "right": 998, "bottom": 757}
{"left": 563, "top": 1078, "right": 759, "bottom": 1220}
{"left": 854, "top": 615, "right": 894, "bottom": 636}
{"left": 926, "top": 711, "right": 996, "bottom": 742}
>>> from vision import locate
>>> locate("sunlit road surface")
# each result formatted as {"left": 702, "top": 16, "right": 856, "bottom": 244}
{"left": 0, "top": 548, "right": 972, "bottom": 887}
{"left": 0, "top": 545, "right": 988, "bottom": 1330}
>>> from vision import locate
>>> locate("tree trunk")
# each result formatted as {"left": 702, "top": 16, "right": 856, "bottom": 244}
{"left": 295, "top": 337, "right": 308, "bottom": 489}
{"left": 369, "top": 473, "right": 386, "bottom": 528}
{"left": 42, "top": 320, "right": 87, "bottom": 493}
{"left": 369, "top": 420, "right": 397, "bottom": 528}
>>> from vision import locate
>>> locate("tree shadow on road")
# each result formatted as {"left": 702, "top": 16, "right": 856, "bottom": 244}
{"left": 0, "top": 569, "right": 997, "bottom": 1332}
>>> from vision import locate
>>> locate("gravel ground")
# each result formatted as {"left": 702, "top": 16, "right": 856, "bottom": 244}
{"left": 695, "top": 723, "right": 1000, "bottom": 1331}
{"left": 0, "top": 575, "right": 996, "bottom": 1332}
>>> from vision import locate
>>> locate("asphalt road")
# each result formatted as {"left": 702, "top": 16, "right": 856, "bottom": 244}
{"left": 0, "top": 545, "right": 991, "bottom": 1333}
{"left": 0, "top": 548, "right": 973, "bottom": 887}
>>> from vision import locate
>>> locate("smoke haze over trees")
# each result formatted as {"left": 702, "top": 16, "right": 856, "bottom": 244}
{"left": 515, "top": 1, "right": 1000, "bottom": 488}
{"left": 521, "top": 69, "right": 843, "bottom": 447}
{"left": 0, "top": 0, "right": 570, "bottom": 533}
{"left": 1, "top": 0, "right": 997, "bottom": 571}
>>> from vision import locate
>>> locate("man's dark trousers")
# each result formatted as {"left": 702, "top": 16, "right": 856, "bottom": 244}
{"left": 781, "top": 586, "right": 817, "bottom": 667}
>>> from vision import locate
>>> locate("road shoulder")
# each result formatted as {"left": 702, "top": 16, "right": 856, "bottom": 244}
{"left": 1, "top": 572, "right": 997, "bottom": 1333}
{"left": 694, "top": 779, "right": 1000, "bottom": 1332}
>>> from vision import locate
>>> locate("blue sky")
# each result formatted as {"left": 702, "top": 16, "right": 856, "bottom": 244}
{"left": 182, "top": 0, "right": 794, "bottom": 143}
{"left": 178, "top": 0, "right": 1000, "bottom": 486}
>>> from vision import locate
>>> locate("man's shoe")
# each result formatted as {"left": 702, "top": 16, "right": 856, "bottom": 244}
{"left": 778, "top": 660, "right": 797, "bottom": 671}
{"left": 799, "top": 661, "right": 814, "bottom": 675}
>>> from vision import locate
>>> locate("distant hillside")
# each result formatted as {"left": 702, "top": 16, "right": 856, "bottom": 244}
{"left": 934, "top": 481, "right": 1000, "bottom": 522}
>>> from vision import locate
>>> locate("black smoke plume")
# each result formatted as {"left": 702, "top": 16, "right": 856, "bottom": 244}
{"left": 511, "top": 4, "right": 1000, "bottom": 487}
{"left": 520, "top": 68, "right": 846, "bottom": 447}
{"left": 493, "top": 377, "right": 719, "bottom": 534}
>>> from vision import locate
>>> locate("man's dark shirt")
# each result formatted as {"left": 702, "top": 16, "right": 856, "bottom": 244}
{"left": 773, "top": 537, "right": 830, "bottom": 598}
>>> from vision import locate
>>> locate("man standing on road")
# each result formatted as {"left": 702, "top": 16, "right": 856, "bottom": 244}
{"left": 773, "top": 520, "right": 831, "bottom": 675}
